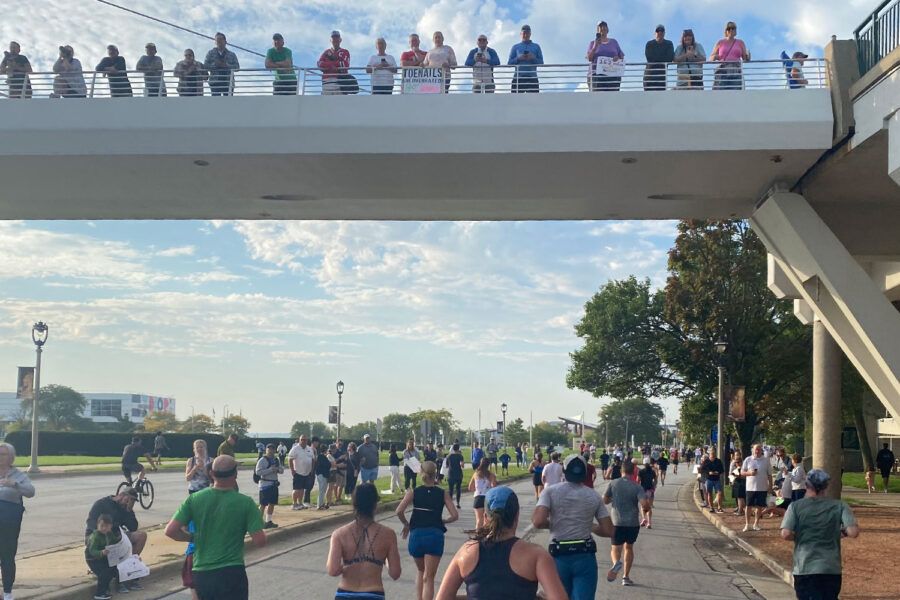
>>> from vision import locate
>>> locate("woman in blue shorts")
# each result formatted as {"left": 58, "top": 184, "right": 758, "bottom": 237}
{"left": 396, "top": 461, "right": 458, "bottom": 600}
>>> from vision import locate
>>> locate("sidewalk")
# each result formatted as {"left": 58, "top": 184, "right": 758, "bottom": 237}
{"left": 692, "top": 482, "right": 900, "bottom": 599}
{"left": 25, "top": 458, "right": 260, "bottom": 477}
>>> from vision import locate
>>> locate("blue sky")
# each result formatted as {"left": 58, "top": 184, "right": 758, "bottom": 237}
{"left": 0, "top": 0, "right": 877, "bottom": 433}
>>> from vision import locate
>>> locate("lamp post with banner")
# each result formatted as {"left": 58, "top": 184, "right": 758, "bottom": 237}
{"left": 336, "top": 380, "right": 344, "bottom": 440}
{"left": 28, "top": 322, "right": 48, "bottom": 474}
{"left": 500, "top": 403, "right": 507, "bottom": 446}
{"left": 715, "top": 339, "right": 728, "bottom": 462}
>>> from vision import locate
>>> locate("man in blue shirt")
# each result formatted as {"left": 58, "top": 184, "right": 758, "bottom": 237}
{"left": 507, "top": 24, "right": 543, "bottom": 93}
{"left": 465, "top": 34, "right": 501, "bottom": 93}
{"left": 471, "top": 441, "right": 484, "bottom": 468}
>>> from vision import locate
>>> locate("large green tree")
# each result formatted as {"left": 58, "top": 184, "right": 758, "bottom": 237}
{"left": 381, "top": 413, "right": 414, "bottom": 442}
{"left": 177, "top": 413, "right": 217, "bottom": 434}
{"left": 289, "top": 421, "right": 333, "bottom": 440}
{"left": 341, "top": 420, "right": 377, "bottom": 442}
{"left": 221, "top": 414, "right": 251, "bottom": 437}
{"left": 598, "top": 398, "right": 664, "bottom": 448}
{"left": 141, "top": 410, "right": 179, "bottom": 433}
{"left": 568, "top": 220, "right": 813, "bottom": 455}
{"left": 530, "top": 421, "right": 566, "bottom": 446}
{"left": 18, "top": 384, "right": 90, "bottom": 431}
{"left": 503, "top": 418, "right": 529, "bottom": 446}
{"left": 409, "top": 409, "right": 458, "bottom": 443}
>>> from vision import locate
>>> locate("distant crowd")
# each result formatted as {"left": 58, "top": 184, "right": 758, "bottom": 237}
{"left": 0, "top": 21, "right": 813, "bottom": 98}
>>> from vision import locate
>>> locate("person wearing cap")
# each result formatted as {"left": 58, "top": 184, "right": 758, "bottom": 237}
{"left": 644, "top": 24, "right": 674, "bottom": 91}
{"left": 788, "top": 51, "right": 809, "bottom": 88}
{"left": 358, "top": 434, "right": 380, "bottom": 484}
{"left": 0, "top": 42, "right": 33, "bottom": 99}
{"left": 673, "top": 29, "right": 706, "bottom": 89}
{"left": 437, "top": 486, "right": 568, "bottom": 600}
{"left": 173, "top": 49, "right": 207, "bottom": 96}
{"left": 401, "top": 33, "right": 428, "bottom": 67}
{"left": 533, "top": 454, "right": 613, "bottom": 599}
{"left": 166, "top": 455, "right": 267, "bottom": 600}
{"left": 256, "top": 443, "right": 283, "bottom": 529}
{"left": 318, "top": 30, "right": 352, "bottom": 95}
{"left": 136, "top": 43, "right": 165, "bottom": 97}
{"left": 51, "top": 45, "right": 86, "bottom": 98}
{"left": 86, "top": 56, "right": 121, "bottom": 103}
{"left": 204, "top": 32, "right": 240, "bottom": 96}
{"left": 464, "top": 34, "right": 500, "bottom": 93}
{"left": 507, "top": 25, "right": 543, "bottom": 93}
{"left": 366, "top": 37, "right": 398, "bottom": 95}
{"left": 587, "top": 21, "right": 624, "bottom": 92}
{"left": 602, "top": 458, "right": 649, "bottom": 587}
{"left": 266, "top": 33, "right": 297, "bottom": 96}
{"left": 85, "top": 488, "right": 147, "bottom": 592}
{"left": 780, "top": 469, "right": 858, "bottom": 600}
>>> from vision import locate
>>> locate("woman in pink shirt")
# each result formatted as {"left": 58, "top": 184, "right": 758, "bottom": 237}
{"left": 709, "top": 21, "right": 749, "bottom": 90}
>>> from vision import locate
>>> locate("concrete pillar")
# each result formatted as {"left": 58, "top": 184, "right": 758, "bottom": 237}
{"left": 813, "top": 320, "right": 843, "bottom": 499}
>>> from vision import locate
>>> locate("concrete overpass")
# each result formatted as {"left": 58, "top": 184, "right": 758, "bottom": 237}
{"left": 1, "top": 42, "right": 900, "bottom": 492}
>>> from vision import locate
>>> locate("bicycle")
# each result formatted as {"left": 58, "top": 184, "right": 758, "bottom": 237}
{"left": 117, "top": 471, "right": 156, "bottom": 510}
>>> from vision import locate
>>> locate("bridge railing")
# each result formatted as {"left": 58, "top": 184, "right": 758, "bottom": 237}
{"left": 0, "top": 59, "right": 826, "bottom": 99}
{"left": 855, "top": 0, "right": 900, "bottom": 74}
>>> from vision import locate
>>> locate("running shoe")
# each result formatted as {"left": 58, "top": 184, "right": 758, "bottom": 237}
{"left": 742, "top": 525, "right": 750, "bottom": 532}
{"left": 93, "top": 595, "right": 112, "bottom": 600}
{"left": 699, "top": 502, "right": 708, "bottom": 508}
{"left": 117, "top": 584, "right": 129, "bottom": 594}
{"left": 128, "top": 581, "right": 143, "bottom": 591}
{"left": 622, "top": 577, "right": 634, "bottom": 586}
{"left": 456, "top": 503, "right": 461, "bottom": 509}
{"left": 716, "top": 508, "right": 724, "bottom": 513}
{"left": 607, "top": 560, "right": 624, "bottom": 582}
{"left": 264, "top": 521, "right": 278, "bottom": 529}
{"left": 752, "top": 524, "right": 761, "bottom": 531}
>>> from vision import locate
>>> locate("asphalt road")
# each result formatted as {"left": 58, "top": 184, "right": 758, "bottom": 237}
{"left": 125, "top": 468, "right": 793, "bottom": 599}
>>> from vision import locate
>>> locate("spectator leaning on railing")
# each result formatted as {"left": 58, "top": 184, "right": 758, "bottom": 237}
{"left": 673, "top": 29, "right": 705, "bottom": 89}
{"left": 318, "top": 30, "right": 352, "bottom": 95}
{"left": 136, "top": 43, "right": 165, "bottom": 97}
{"left": 401, "top": 33, "right": 427, "bottom": 67}
{"left": 424, "top": 31, "right": 457, "bottom": 93}
{"left": 266, "top": 33, "right": 297, "bottom": 96}
{"left": 464, "top": 35, "right": 500, "bottom": 94}
{"left": 173, "top": 49, "right": 207, "bottom": 97}
{"left": 366, "top": 37, "right": 398, "bottom": 95}
{"left": 204, "top": 32, "right": 240, "bottom": 96}
{"left": 710, "top": 21, "right": 749, "bottom": 90}
{"left": 508, "top": 24, "right": 543, "bottom": 93}
{"left": 0, "top": 42, "right": 33, "bottom": 98}
{"left": 51, "top": 45, "right": 86, "bottom": 98}
{"left": 96, "top": 44, "right": 132, "bottom": 97}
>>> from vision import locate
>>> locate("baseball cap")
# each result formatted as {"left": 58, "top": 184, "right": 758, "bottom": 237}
{"left": 521, "top": 24, "right": 531, "bottom": 31}
{"left": 331, "top": 30, "right": 341, "bottom": 37}
{"left": 655, "top": 24, "right": 665, "bottom": 32}
{"left": 563, "top": 454, "right": 587, "bottom": 479}
{"left": 145, "top": 42, "right": 156, "bottom": 49}
{"left": 120, "top": 487, "right": 138, "bottom": 499}
{"left": 598, "top": 21, "right": 608, "bottom": 28}
{"left": 363, "top": 433, "right": 371, "bottom": 439}
{"left": 485, "top": 486, "right": 515, "bottom": 510}
{"left": 792, "top": 51, "right": 808, "bottom": 59}
{"left": 266, "top": 443, "right": 276, "bottom": 450}
{"left": 273, "top": 33, "right": 284, "bottom": 40}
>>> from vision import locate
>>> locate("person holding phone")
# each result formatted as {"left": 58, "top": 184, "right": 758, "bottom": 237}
{"left": 507, "top": 24, "right": 543, "bottom": 93}
{"left": 366, "top": 37, "right": 397, "bottom": 95}
{"left": 741, "top": 444, "right": 773, "bottom": 532}
{"left": 464, "top": 35, "right": 500, "bottom": 93}
{"left": 586, "top": 21, "right": 624, "bottom": 91}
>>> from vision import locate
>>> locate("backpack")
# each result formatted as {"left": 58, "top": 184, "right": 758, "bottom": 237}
{"left": 253, "top": 456, "right": 276, "bottom": 483}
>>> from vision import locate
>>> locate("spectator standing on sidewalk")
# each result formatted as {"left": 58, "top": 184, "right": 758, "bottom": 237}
{"left": 603, "top": 459, "right": 648, "bottom": 587}
{"left": 471, "top": 442, "right": 484, "bottom": 470}
{"left": 186, "top": 439, "right": 213, "bottom": 495}
{"left": 446, "top": 444, "right": 465, "bottom": 508}
{"left": 256, "top": 443, "right": 283, "bottom": 529}
{"left": 404, "top": 439, "right": 421, "bottom": 491}
{"left": 533, "top": 455, "right": 613, "bottom": 599}
{"left": 729, "top": 449, "right": 746, "bottom": 516}
{"left": 276, "top": 441, "right": 287, "bottom": 468}
{"left": 344, "top": 442, "right": 360, "bottom": 500}
{"left": 742, "top": 444, "right": 773, "bottom": 532}
{"left": 876, "top": 443, "right": 895, "bottom": 492}
{"left": 288, "top": 435, "right": 314, "bottom": 509}
{"left": 485, "top": 438, "right": 499, "bottom": 472}
{"left": 358, "top": 434, "right": 380, "bottom": 484}
{"left": 0, "top": 442, "right": 35, "bottom": 600}
{"left": 255, "top": 440, "right": 265, "bottom": 460}
{"left": 389, "top": 443, "right": 403, "bottom": 493}
{"left": 780, "top": 469, "right": 859, "bottom": 600}
{"left": 166, "top": 455, "right": 266, "bottom": 600}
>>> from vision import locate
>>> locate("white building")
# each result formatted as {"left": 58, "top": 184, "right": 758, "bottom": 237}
{"left": 0, "top": 392, "right": 175, "bottom": 425}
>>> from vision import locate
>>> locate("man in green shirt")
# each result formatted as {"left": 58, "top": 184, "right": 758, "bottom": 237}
{"left": 780, "top": 469, "right": 859, "bottom": 600}
{"left": 265, "top": 33, "right": 296, "bottom": 95}
{"left": 165, "top": 455, "right": 266, "bottom": 600}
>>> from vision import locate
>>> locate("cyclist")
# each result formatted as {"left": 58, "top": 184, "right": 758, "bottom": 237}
{"left": 122, "top": 436, "right": 158, "bottom": 486}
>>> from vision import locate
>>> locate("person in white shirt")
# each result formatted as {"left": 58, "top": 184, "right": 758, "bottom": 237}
{"left": 787, "top": 453, "right": 807, "bottom": 501}
{"left": 541, "top": 452, "right": 564, "bottom": 488}
{"left": 366, "top": 37, "right": 397, "bottom": 95}
{"left": 741, "top": 444, "right": 773, "bottom": 531}
{"left": 288, "top": 435, "right": 316, "bottom": 509}
{"left": 424, "top": 31, "right": 457, "bottom": 93}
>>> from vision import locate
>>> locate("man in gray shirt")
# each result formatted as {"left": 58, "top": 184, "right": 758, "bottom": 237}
{"left": 533, "top": 454, "right": 612, "bottom": 600}
{"left": 136, "top": 43, "right": 164, "bottom": 97}
{"left": 357, "top": 434, "right": 379, "bottom": 484}
{"left": 603, "top": 459, "right": 649, "bottom": 586}
{"left": 486, "top": 437, "right": 499, "bottom": 472}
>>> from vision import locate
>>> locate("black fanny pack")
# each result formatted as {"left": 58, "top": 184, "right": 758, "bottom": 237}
{"left": 548, "top": 538, "right": 596, "bottom": 556}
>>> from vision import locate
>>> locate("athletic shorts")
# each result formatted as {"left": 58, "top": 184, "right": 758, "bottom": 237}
{"left": 259, "top": 485, "right": 278, "bottom": 506}
{"left": 293, "top": 472, "right": 311, "bottom": 491}
{"left": 880, "top": 467, "right": 892, "bottom": 478}
{"left": 194, "top": 565, "right": 249, "bottom": 600}
{"left": 489, "top": 456, "right": 498, "bottom": 464}
{"left": 746, "top": 491, "right": 768, "bottom": 507}
{"left": 705, "top": 479, "right": 723, "bottom": 494}
{"left": 122, "top": 463, "right": 142, "bottom": 478}
{"left": 408, "top": 527, "right": 444, "bottom": 558}
{"left": 612, "top": 526, "right": 640, "bottom": 546}
{"left": 473, "top": 495, "right": 485, "bottom": 509}
{"left": 335, "top": 590, "right": 385, "bottom": 599}
{"left": 643, "top": 487, "right": 656, "bottom": 499}
{"left": 793, "top": 573, "right": 841, "bottom": 600}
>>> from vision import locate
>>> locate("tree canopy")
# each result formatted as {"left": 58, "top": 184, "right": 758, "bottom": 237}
{"left": 18, "top": 384, "right": 90, "bottom": 431}
{"left": 290, "top": 421, "right": 333, "bottom": 440}
{"left": 598, "top": 398, "right": 664, "bottom": 448}
{"left": 141, "top": 410, "right": 179, "bottom": 433}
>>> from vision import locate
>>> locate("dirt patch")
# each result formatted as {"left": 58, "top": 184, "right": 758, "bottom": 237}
{"left": 711, "top": 506, "right": 900, "bottom": 599}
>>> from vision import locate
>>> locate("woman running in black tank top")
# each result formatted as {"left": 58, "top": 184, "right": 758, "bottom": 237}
{"left": 436, "top": 487, "right": 567, "bottom": 600}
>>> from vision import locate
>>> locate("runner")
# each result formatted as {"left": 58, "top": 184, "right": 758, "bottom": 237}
{"left": 656, "top": 452, "right": 669, "bottom": 486}
{"left": 702, "top": 447, "right": 725, "bottom": 513}
{"left": 541, "top": 452, "right": 564, "bottom": 488}
{"left": 638, "top": 458, "right": 658, "bottom": 528}
{"left": 606, "top": 457, "right": 622, "bottom": 481}
{"left": 529, "top": 452, "right": 545, "bottom": 500}
{"left": 468, "top": 458, "right": 497, "bottom": 529}
{"left": 603, "top": 459, "right": 649, "bottom": 586}
{"left": 532, "top": 455, "right": 613, "bottom": 600}
{"left": 671, "top": 447, "right": 679, "bottom": 475}
{"left": 599, "top": 448, "right": 610, "bottom": 478}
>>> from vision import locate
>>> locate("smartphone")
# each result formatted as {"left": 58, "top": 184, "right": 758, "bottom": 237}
{"left": 381, "top": 58, "right": 386, "bottom": 63}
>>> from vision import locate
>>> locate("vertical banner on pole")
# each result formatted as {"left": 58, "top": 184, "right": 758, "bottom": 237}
{"left": 16, "top": 367, "right": 34, "bottom": 399}
{"left": 328, "top": 406, "right": 338, "bottom": 424}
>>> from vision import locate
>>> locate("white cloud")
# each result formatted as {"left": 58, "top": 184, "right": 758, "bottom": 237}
{"left": 156, "top": 246, "right": 196, "bottom": 257}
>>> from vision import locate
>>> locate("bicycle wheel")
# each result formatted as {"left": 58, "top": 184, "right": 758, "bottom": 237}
{"left": 139, "top": 479, "right": 154, "bottom": 509}
{"left": 116, "top": 480, "right": 131, "bottom": 495}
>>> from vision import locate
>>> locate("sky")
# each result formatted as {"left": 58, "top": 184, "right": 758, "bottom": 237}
{"left": 0, "top": 0, "right": 878, "bottom": 434}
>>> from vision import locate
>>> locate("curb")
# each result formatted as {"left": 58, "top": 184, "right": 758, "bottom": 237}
{"left": 689, "top": 482, "right": 793, "bottom": 587}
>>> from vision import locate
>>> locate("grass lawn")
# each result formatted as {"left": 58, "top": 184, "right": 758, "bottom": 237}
{"left": 842, "top": 471, "right": 900, "bottom": 493}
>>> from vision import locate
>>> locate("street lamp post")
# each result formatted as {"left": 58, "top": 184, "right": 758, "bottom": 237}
{"left": 28, "top": 322, "right": 48, "bottom": 474}
{"left": 500, "top": 403, "right": 507, "bottom": 447}
{"left": 336, "top": 381, "right": 344, "bottom": 440}
{"left": 715, "top": 339, "right": 728, "bottom": 461}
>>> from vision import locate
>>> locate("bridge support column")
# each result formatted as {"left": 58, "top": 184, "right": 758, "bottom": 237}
{"left": 813, "top": 320, "right": 843, "bottom": 498}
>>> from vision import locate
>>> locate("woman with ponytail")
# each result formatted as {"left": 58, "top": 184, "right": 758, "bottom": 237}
{"left": 436, "top": 487, "right": 567, "bottom": 600}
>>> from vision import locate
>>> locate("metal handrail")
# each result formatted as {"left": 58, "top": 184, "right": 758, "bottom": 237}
{"left": 854, "top": 0, "right": 900, "bottom": 74}
{"left": 0, "top": 59, "right": 826, "bottom": 99}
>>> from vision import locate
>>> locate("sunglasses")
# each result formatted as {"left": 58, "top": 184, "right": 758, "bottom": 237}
{"left": 726, "top": 26, "right": 736, "bottom": 31}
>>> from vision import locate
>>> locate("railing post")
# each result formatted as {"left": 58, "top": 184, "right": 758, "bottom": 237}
{"left": 89, "top": 72, "right": 97, "bottom": 98}
{"left": 229, "top": 71, "right": 235, "bottom": 96}
{"left": 300, "top": 68, "right": 306, "bottom": 96}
